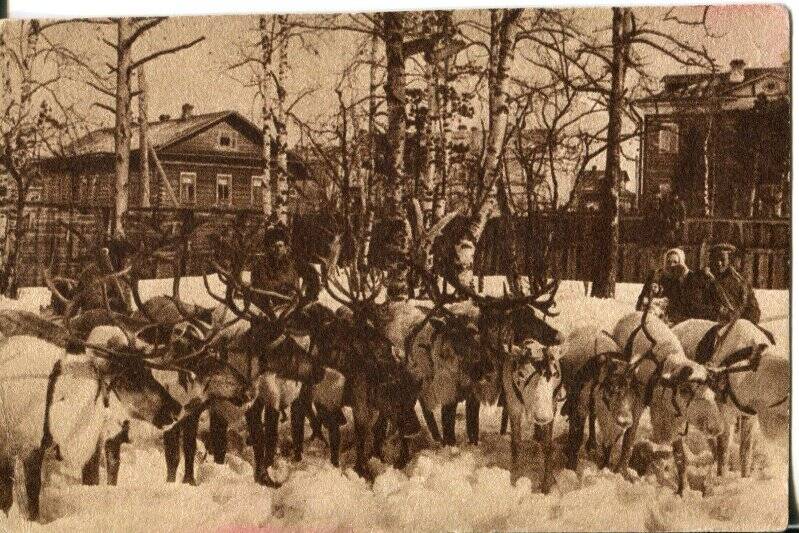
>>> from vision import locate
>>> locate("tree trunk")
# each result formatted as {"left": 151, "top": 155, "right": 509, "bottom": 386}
{"left": 419, "top": 50, "right": 437, "bottom": 230}
{"left": 702, "top": 115, "right": 712, "bottom": 217}
{"left": 273, "top": 15, "right": 290, "bottom": 226}
{"left": 434, "top": 42, "right": 452, "bottom": 223}
{"left": 461, "top": 9, "right": 522, "bottom": 287}
{"left": 113, "top": 18, "right": 133, "bottom": 236}
{"left": 383, "top": 12, "right": 410, "bottom": 301}
{"left": 367, "top": 24, "right": 379, "bottom": 209}
{"left": 259, "top": 15, "right": 274, "bottom": 219}
{"left": 590, "top": 7, "right": 630, "bottom": 299}
{"left": 137, "top": 65, "right": 150, "bottom": 208}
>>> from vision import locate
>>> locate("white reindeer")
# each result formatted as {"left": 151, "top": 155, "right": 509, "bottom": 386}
{"left": 672, "top": 318, "right": 789, "bottom": 477}
{"left": 609, "top": 311, "right": 725, "bottom": 495}
{"left": 500, "top": 339, "right": 562, "bottom": 493}
{"left": 0, "top": 330, "right": 182, "bottom": 520}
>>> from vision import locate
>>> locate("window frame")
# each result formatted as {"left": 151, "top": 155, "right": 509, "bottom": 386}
{"left": 179, "top": 171, "right": 197, "bottom": 205}
{"left": 216, "top": 173, "right": 232, "bottom": 207}
{"left": 657, "top": 122, "right": 680, "bottom": 154}
{"left": 218, "top": 131, "right": 238, "bottom": 151}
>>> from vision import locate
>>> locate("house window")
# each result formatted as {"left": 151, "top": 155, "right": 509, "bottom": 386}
{"left": 218, "top": 131, "right": 237, "bottom": 150}
{"left": 180, "top": 172, "right": 196, "bottom": 205}
{"left": 251, "top": 175, "right": 264, "bottom": 206}
{"left": 216, "top": 174, "right": 232, "bottom": 206}
{"left": 658, "top": 123, "right": 680, "bottom": 154}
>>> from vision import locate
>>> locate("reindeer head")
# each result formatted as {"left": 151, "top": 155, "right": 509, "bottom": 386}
{"left": 512, "top": 340, "right": 563, "bottom": 426}
{"left": 660, "top": 363, "right": 724, "bottom": 437}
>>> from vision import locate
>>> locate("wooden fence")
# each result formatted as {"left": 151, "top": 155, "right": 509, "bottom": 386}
{"left": 2, "top": 205, "right": 789, "bottom": 290}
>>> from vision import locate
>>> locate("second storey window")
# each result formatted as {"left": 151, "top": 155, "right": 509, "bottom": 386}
{"left": 216, "top": 173, "right": 231, "bottom": 206}
{"left": 657, "top": 122, "right": 680, "bottom": 154}
{"left": 180, "top": 172, "right": 196, "bottom": 205}
{"left": 218, "top": 131, "right": 238, "bottom": 150}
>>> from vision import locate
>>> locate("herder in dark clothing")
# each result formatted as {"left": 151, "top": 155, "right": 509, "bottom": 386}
{"left": 703, "top": 242, "right": 761, "bottom": 324}
{"left": 637, "top": 247, "right": 719, "bottom": 325}
{"left": 251, "top": 223, "right": 320, "bottom": 308}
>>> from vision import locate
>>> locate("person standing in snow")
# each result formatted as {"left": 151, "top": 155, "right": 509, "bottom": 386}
{"left": 702, "top": 242, "right": 761, "bottom": 324}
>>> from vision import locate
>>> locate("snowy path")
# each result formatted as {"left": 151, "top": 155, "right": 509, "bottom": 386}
{"left": 0, "top": 279, "right": 789, "bottom": 532}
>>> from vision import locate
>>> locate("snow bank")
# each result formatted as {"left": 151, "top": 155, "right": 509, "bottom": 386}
{"left": 0, "top": 277, "right": 787, "bottom": 532}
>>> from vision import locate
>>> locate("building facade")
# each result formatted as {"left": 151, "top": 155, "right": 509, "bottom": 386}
{"left": 635, "top": 59, "right": 789, "bottom": 218}
{"left": 39, "top": 105, "right": 320, "bottom": 214}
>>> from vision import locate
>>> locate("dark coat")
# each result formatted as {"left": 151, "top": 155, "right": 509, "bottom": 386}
{"left": 637, "top": 268, "right": 719, "bottom": 324}
{"left": 668, "top": 270, "right": 722, "bottom": 324}
{"left": 711, "top": 267, "right": 761, "bottom": 324}
{"left": 251, "top": 254, "right": 321, "bottom": 308}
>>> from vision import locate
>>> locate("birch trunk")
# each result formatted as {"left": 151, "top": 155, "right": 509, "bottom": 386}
{"left": 383, "top": 12, "right": 410, "bottom": 300}
{"left": 259, "top": 15, "right": 274, "bottom": 219}
{"left": 137, "top": 65, "right": 150, "bottom": 208}
{"left": 590, "top": 7, "right": 630, "bottom": 298}
{"left": 420, "top": 50, "right": 438, "bottom": 229}
{"left": 273, "top": 15, "right": 290, "bottom": 226}
{"left": 113, "top": 18, "right": 133, "bottom": 236}
{"left": 461, "top": 9, "right": 522, "bottom": 288}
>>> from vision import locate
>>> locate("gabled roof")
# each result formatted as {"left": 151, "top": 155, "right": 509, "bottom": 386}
{"left": 65, "top": 110, "right": 260, "bottom": 156}
{"left": 638, "top": 66, "right": 788, "bottom": 103}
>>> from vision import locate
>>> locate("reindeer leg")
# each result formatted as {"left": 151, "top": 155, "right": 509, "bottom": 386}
{"left": 163, "top": 426, "right": 181, "bottom": 483}
{"left": 466, "top": 394, "right": 480, "bottom": 445}
{"left": 613, "top": 414, "right": 641, "bottom": 474}
{"left": 290, "top": 397, "right": 305, "bottom": 463}
{"left": 0, "top": 457, "right": 11, "bottom": 516}
{"left": 509, "top": 410, "right": 523, "bottom": 483}
{"left": 261, "top": 407, "right": 281, "bottom": 487}
{"left": 181, "top": 411, "right": 200, "bottom": 486}
{"left": 208, "top": 409, "right": 228, "bottom": 465}
{"left": 371, "top": 414, "right": 389, "bottom": 461}
{"left": 441, "top": 402, "right": 457, "bottom": 446}
{"left": 354, "top": 410, "right": 377, "bottom": 481}
{"left": 739, "top": 416, "right": 755, "bottom": 478}
{"left": 245, "top": 399, "right": 266, "bottom": 483}
{"left": 81, "top": 439, "right": 102, "bottom": 486}
{"left": 672, "top": 437, "right": 689, "bottom": 496}
{"left": 23, "top": 448, "right": 44, "bottom": 521}
{"left": 499, "top": 391, "right": 509, "bottom": 435}
{"left": 104, "top": 427, "right": 127, "bottom": 486}
{"left": 565, "top": 412, "right": 586, "bottom": 470}
{"left": 715, "top": 423, "right": 733, "bottom": 477}
{"left": 319, "top": 407, "right": 341, "bottom": 467}
{"left": 539, "top": 421, "right": 554, "bottom": 494}
{"left": 421, "top": 402, "right": 442, "bottom": 443}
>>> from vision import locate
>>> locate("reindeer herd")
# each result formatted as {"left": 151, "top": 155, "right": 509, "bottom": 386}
{"left": 0, "top": 218, "right": 789, "bottom": 522}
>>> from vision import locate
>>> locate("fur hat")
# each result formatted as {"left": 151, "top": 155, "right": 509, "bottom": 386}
{"left": 709, "top": 242, "right": 737, "bottom": 255}
{"left": 264, "top": 223, "right": 290, "bottom": 248}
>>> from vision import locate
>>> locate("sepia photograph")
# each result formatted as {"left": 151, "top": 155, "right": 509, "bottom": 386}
{"left": 0, "top": 3, "right": 791, "bottom": 531}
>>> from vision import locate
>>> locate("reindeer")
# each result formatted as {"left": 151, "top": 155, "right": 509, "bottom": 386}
{"left": 0, "top": 321, "right": 189, "bottom": 521}
{"left": 560, "top": 324, "right": 637, "bottom": 471}
{"left": 193, "top": 241, "right": 327, "bottom": 487}
{"left": 608, "top": 309, "right": 727, "bottom": 495}
{"left": 672, "top": 318, "right": 788, "bottom": 478}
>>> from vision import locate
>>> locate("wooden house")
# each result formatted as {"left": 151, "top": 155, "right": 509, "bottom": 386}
{"left": 39, "top": 104, "right": 321, "bottom": 213}
{"left": 635, "top": 60, "right": 789, "bottom": 217}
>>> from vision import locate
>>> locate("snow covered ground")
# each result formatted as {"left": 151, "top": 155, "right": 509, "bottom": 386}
{"left": 0, "top": 278, "right": 789, "bottom": 532}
